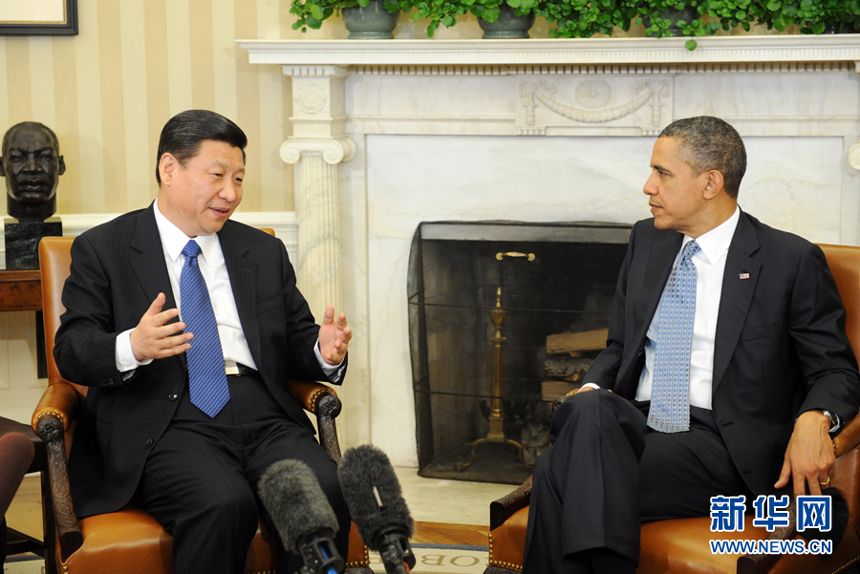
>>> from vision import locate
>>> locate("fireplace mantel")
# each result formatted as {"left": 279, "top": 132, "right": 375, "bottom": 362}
{"left": 243, "top": 35, "right": 860, "bottom": 466}
{"left": 239, "top": 35, "right": 860, "bottom": 68}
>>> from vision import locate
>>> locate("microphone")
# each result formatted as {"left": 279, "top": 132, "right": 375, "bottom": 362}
{"left": 338, "top": 445, "right": 416, "bottom": 574}
{"left": 258, "top": 459, "right": 344, "bottom": 574}
{"left": 0, "top": 432, "right": 35, "bottom": 516}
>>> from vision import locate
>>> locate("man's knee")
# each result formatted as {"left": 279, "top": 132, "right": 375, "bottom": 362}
{"left": 194, "top": 483, "right": 259, "bottom": 533}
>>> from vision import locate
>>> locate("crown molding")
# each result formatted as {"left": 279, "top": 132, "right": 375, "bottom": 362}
{"left": 239, "top": 35, "right": 860, "bottom": 68}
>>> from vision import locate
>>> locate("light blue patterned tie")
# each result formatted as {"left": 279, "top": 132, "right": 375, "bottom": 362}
{"left": 648, "top": 240, "right": 700, "bottom": 433}
{"left": 180, "top": 240, "right": 230, "bottom": 418}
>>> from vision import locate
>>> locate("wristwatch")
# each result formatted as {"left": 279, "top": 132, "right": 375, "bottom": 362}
{"left": 819, "top": 409, "right": 839, "bottom": 432}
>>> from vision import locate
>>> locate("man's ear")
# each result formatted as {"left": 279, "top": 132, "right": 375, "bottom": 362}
{"left": 159, "top": 153, "right": 178, "bottom": 185}
{"left": 702, "top": 170, "right": 725, "bottom": 200}
{"left": 0, "top": 158, "right": 5, "bottom": 178}
{"left": 58, "top": 155, "right": 66, "bottom": 176}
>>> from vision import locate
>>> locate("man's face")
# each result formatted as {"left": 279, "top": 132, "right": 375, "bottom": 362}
{"left": 158, "top": 139, "right": 245, "bottom": 237}
{"left": 1, "top": 126, "right": 65, "bottom": 205}
{"left": 643, "top": 136, "right": 711, "bottom": 237}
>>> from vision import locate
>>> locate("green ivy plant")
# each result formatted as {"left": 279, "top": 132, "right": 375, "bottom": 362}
{"left": 411, "top": 0, "right": 540, "bottom": 36}
{"left": 540, "top": 0, "right": 639, "bottom": 37}
{"left": 637, "top": 0, "right": 762, "bottom": 50}
{"left": 758, "top": 0, "right": 860, "bottom": 33}
{"left": 291, "top": 0, "right": 407, "bottom": 31}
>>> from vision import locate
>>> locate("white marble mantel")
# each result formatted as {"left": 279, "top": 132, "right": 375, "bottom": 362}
{"left": 242, "top": 36, "right": 860, "bottom": 466}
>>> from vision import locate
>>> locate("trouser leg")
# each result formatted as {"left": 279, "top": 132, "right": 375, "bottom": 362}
{"left": 243, "top": 420, "right": 351, "bottom": 574}
{"left": 523, "top": 390, "right": 648, "bottom": 573}
{"left": 137, "top": 423, "right": 259, "bottom": 574}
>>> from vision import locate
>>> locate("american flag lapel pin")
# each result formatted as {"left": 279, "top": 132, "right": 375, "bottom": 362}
{"left": 739, "top": 272, "right": 750, "bottom": 280}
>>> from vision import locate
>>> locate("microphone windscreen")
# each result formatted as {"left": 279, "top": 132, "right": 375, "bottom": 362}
{"left": 337, "top": 445, "right": 414, "bottom": 550}
{"left": 0, "top": 432, "right": 35, "bottom": 515}
{"left": 258, "top": 459, "right": 339, "bottom": 552}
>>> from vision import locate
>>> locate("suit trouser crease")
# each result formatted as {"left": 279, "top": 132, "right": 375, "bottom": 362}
{"left": 135, "top": 375, "right": 350, "bottom": 574}
{"left": 523, "top": 390, "right": 748, "bottom": 574}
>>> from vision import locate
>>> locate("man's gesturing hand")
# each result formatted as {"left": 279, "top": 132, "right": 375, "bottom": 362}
{"left": 318, "top": 305, "right": 352, "bottom": 365}
{"left": 130, "top": 293, "right": 193, "bottom": 362}
{"left": 774, "top": 410, "right": 835, "bottom": 498}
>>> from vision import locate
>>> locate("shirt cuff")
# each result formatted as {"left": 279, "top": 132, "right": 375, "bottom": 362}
{"left": 579, "top": 383, "right": 601, "bottom": 392}
{"left": 315, "top": 338, "right": 345, "bottom": 384}
{"left": 116, "top": 328, "right": 153, "bottom": 376}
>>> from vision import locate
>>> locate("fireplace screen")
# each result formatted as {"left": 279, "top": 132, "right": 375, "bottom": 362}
{"left": 408, "top": 221, "right": 631, "bottom": 484}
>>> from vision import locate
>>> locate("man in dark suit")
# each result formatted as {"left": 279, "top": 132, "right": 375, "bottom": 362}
{"left": 523, "top": 116, "right": 860, "bottom": 574}
{"left": 53, "top": 110, "right": 353, "bottom": 574}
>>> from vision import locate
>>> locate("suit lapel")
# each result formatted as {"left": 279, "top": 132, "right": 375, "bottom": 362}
{"left": 219, "top": 224, "right": 262, "bottom": 368}
{"left": 130, "top": 204, "right": 184, "bottom": 368}
{"left": 618, "top": 231, "right": 681, "bottom": 395}
{"left": 130, "top": 205, "right": 178, "bottom": 313}
{"left": 633, "top": 233, "right": 682, "bottom": 352}
{"left": 712, "top": 211, "right": 761, "bottom": 392}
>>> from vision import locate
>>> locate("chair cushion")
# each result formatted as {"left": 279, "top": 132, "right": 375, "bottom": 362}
{"left": 487, "top": 507, "right": 860, "bottom": 574}
{"left": 59, "top": 505, "right": 368, "bottom": 574}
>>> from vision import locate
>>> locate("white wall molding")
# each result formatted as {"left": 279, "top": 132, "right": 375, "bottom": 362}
{"left": 1, "top": 212, "right": 299, "bottom": 262}
{"left": 239, "top": 35, "right": 860, "bottom": 67}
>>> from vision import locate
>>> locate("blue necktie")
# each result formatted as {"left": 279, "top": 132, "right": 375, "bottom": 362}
{"left": 180, "top": 240, "right": 230, "bottom": 418}
{"left": 648, "top": 240, "right": 700, "bottom": 433}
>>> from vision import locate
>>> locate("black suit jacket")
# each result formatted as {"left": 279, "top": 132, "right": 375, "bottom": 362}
{"left": 586, "top": 210, "right": 860, "bottom": 495}
{"left": 54, "top": 204, "right": 341, "bottom": 518}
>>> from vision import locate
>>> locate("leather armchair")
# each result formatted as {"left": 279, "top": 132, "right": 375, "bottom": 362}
{"left": 485, "top": 243, "right": 860, "bottom": 574}
{"left": 32, "top": 235, "right": 371, "bottom": 574}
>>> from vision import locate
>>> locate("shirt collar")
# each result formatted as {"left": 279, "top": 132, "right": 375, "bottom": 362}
{"left": 153, "top": 199, "right": 218, "bottom": 263}
{"left": 682, "top": 206, "right": 740, "bottom": 265}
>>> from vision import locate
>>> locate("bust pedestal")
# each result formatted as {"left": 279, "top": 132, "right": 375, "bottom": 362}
{"left": 4, "top": 217, "right": 62, "bottom": 269}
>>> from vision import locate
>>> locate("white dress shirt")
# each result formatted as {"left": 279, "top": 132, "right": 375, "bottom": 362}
{"left": 115, "top": 200, "right": 343, "bottom": 381}
{"left": 633, "top": 207, "right": 741, "bottom": 409}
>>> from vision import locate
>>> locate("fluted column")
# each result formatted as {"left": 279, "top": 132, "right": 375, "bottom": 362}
{"left": 281, "top": 65, "right": 355, "bottom": 318}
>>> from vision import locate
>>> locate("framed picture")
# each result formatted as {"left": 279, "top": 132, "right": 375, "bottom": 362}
{"left": 0, "top": 0, "right": 77, "bottom": 35}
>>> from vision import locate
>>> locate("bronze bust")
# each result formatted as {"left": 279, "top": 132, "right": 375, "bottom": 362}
{"left": 1, "top": 122, "right": 66, "bottom": 222}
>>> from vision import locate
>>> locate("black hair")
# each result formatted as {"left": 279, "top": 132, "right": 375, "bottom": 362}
{"left": 155, "top": 110, "right": 247, "bottom": 185}
{"left": 659, "top": 116, "right": 747, "bottom": 199}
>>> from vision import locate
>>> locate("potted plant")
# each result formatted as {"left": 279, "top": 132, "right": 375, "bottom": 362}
{"left": 638, "top": 0, "right": 762, "bottom": 50}
{"left": 291, "top": 0, "right": 410, "bottom": 38}
{"left": 540, "top": 0, "right": 639, "bottom": 38}
{"left": 411, "top": 0, "right": 541, "bottom": 37}
{"left": 758, "top": 0, "right": 859, "bottom": 33}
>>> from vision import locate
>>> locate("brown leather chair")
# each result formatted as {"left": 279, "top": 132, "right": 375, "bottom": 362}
{"left": 32, "top": 235, "right": 371, "bottom": 574}
{"left": 485, "top": 243, "right": 860, "bottom": 574}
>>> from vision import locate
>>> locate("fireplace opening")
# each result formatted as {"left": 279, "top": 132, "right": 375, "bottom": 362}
{"left": 408, "top": 221, "right": 632, "bottom": 484}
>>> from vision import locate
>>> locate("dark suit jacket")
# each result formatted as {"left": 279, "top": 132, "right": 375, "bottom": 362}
{"left": 585, "top": 210, "right": 860, "bottom": 496}
{"left": 54, "top": 204, "right": 341, "bottom": 518}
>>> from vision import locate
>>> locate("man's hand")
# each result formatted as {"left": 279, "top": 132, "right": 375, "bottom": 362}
{"left": 319, "top": 305, "right": 351, "bottom": 365}
{"left": 129, "top": 293, "right": 193, "bottom": 362}
{"left": 774, "top": 410, "right": 835, "bottom": 498}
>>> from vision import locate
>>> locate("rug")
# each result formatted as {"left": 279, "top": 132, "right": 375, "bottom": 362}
{"left": 5, "top": 545, "right": 489, "bottom": 574}
{"left": 370, "top": 544, "right": 488, "bottom": 574}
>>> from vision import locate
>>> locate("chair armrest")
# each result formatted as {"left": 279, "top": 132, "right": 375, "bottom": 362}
{"left": 286, "top": 379, "right": 343, "bottom": 465}
{"left": 736, "top": 503, "right": 797, "bottom": 574}
{"left": 833, "top": 414, "right": 860, "bottom": 458}
{"left": 490, "top": 475, "right": 533, "bottom": 531}
{"left": 35, "top": 412, "right": 83, "bottom": 562}
{"left": 31, "top": 382, "right": 81, "bottom": 434}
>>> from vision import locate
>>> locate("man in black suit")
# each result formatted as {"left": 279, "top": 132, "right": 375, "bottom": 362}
{"left": 53, "top": 110, "right": 353, "bottom": 574}
{"left": 523, "top": 116, "right": 860, "bottom": 574}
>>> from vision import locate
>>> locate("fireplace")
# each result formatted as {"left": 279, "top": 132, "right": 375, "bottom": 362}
{"left": 408, "top": 221, "right": 631, "bottom": 483}
{"left": 241, "top": 37, "right": 860, "bottom": 469}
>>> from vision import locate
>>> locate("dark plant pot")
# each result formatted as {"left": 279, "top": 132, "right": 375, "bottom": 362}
{"left": 643, "top": 6, "right": 697, "bottom": 37}
{"left": 823, "top": 23, "right": 855, "bottom": 33}
{"left": 342, "top": 0, "right": 399, "bottom": 39}
{"left": 478, "top": 4, "right": 535, "bottom": 39}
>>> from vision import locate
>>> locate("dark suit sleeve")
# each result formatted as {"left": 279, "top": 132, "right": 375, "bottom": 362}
{"left": 584, "top": 223, "right": 637, "bottom": 390}
{"left": 790, "top": 243, "right": 860, "bottom": 425}
{"left": 54, "top": 234, "right": 128, "bottom": 388}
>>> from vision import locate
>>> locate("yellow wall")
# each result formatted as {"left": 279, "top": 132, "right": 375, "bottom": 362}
{"left": 0, "top": 0, "right": 297, "bottom": 216}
